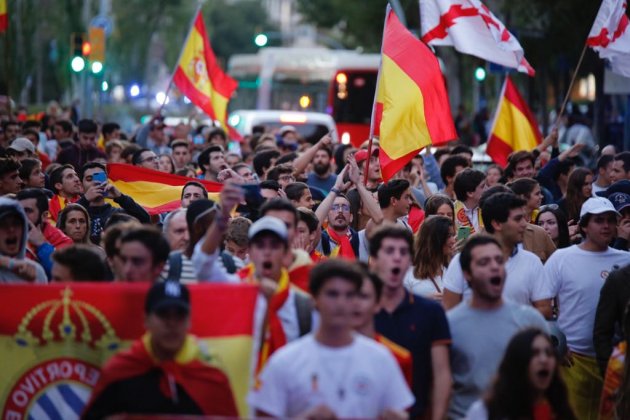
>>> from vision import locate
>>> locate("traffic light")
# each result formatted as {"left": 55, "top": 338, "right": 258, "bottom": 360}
{"left": 474, "top": 65, "right": 487, "bottom": 82}
{"left": 254, "top": 33, "right": 268, "bottom": 47}
{"left": 89, "top": 27, "right": 106, "bottom": 74}
{"left": 70, "top": 33, "right": 86, "bottom": 72}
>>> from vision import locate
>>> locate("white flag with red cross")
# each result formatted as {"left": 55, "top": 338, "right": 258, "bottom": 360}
{"left": 587, "top": 0, "right": 630, "bottom": 77}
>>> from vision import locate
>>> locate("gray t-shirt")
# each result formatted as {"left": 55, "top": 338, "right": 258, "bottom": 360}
{"left": 447, "top": 301, "right": 548, "bottom": 419}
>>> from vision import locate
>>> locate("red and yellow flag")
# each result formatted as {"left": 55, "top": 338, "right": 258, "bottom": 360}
{"left": 486, "top": 76, "right": 542, "bottom": 167}
{"left": 373, "top": 6, "right": 456, "bottom": 182}
{"left": 173, "top": 9, "right": 238, "bottom": 136}
{"left": 0, "top": 283, "right": 258, "bottom": 417}
{"left": 0, "top": 0, "right": 7, "bottom": 33}
{"left": 107, "top": 163, "right": 222, "bottom": 215}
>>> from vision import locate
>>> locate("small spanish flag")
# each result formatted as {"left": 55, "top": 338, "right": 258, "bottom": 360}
{"left": 0, "top": 0, "right": 7, "bottom": 33}
{"left": 107, "top": 163, "right": 222, "bottom": 215}
{"left": 486, "top": 76, "right": 542, "bottom": 167}
{"left": 173, "top": 8, "right": 238, "bottom": 137}
{"left": 373, "top": 5, "right": 456, "bottom": 182}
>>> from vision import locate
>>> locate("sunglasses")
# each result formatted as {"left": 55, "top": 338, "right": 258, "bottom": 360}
{"left": 539, "top": 204, "right": 559, "bottom": 212}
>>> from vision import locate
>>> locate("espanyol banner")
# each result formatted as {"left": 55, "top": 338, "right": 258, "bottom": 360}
{"left": 0, "top": 283, "right": 258, "bottom": 418}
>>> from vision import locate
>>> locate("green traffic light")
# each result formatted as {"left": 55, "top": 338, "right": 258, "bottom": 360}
{"left": 91, "top": 61, "right": 104, "bottom": 74}
{"left": 474, "top": 66, "right": 487, "bottom": 82}
{"left": 254, "top": 33, "right": 268, "bottom": 47}
{"left": 71, "top": 56, "right": 85, "bottom": 72}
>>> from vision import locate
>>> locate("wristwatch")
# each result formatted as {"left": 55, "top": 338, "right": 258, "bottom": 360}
{"left": 331, "top": 188, "right": 341, "bottom": 195}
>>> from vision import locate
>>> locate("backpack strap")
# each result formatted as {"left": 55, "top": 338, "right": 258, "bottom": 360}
{"left": 166, "top": 251, "right": 183, "bottom": 281}
{"left": 220, "top": 251, "right": 237, "bottom": 274}
{"left": 320, "top": 229, "right": 331, "bottom": 256}
{"left": 294, "top": 290, "right": 313, "bottom": 336}
{"left": 349, "top": 228, "right": 360, "bottom": 257}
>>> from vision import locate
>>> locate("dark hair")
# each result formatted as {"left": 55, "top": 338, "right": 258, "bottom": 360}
{"left": 253, "top": 149, "right": 281, "bottom": 177}
{"left": 535, "top": 206, "right": 570, "bottom": 249}
{"left": 54, "top": 120, "right": 73, "bottom": 134}
{"left": 2, "top": 120, "right": 19, "bottom": 132}
{"left": 22, "top": 128, "right": 40, "bottom": 140}
{"left": 424, "top": 194, "right": 454, "bottom": 220}
{"left": 297, "top": 207, "right": 319, "bottom": 233}
{"left": 121, "top": 143, "right": 141, "bottom": 162}
{"left": 614, "top": 152, "right": 630, "bottom": 173}
{"left": 481, "top": 193, "right": 526, "bottom": 233}
{"left": 440, "top": 155, "right": 470, "bottom": 185}
{"left": 185, "top": 199, "right": 216, "bottom": 258}
{"left": 451, "top": 145, "right": 473, "bottom": 157}
{"left": 101, "top": 220, "right": 141, "bottom": 258}
{"left": 171, "top": 138, "right": 190, "bottom": 151}
{"left": 17, "top": 158, "right": 41, "bottom": 183}
{"left": 102, "top": 122, "right": 120, "bottom": 137}
{"left": 52, "top": 245, "right": 108, "bottom": 281}
{"left": 77, "top": 119, "right": 97, "bottom": 134}
{"left": 267, "top": 163, "right": 294, "bottom": 181}
{"left": 377, "top": 179, "right": 410, "bottom": 209}
{"left": 508, "top": 150, "right": 536, "bottom": 168}
{"left": 508, "top": 178, "right": 539, "bottom": 198}
{"left": 276, "top": 152, "right": 298, "bottom": 165}
{"left": 565, "top": 168, "right": 592, "bottom": 222}
{"left": 208, "top": 127, "right": 227, "bottom": 141}
{"left": 0, "top": 157, "right": 21, "bottom": 178}
{"left": 309, "top": 259, "right": 363, "bottom": 297}
{"left": 197, "top": 145, "right": 224, "bottom": 169}
{"left": 479, "top": 184, "right": 511, "bottom": 209}
{"left": 16, "top": 188, "right": 49, "bottom": 215}
{"left": 181, "top": 181, "right": 208, "bottom": 200}
{"left": 260, "top": 198, "right": 298, "bottom": 227}
{"left": 369, "top": 224, "right": 413, "bottom": 258}
{"left": 49, "top": 164, "right": 75, "bottom": 194}
{"left": 454, "top": 168, "right": 486, "bottom": 202}
{"left": 484, "top": 329, "right": 575, "bottom": 420}
{"left": 356, "top": 261, "right": 384, "bottom": 302}
{"left": 553, "top": 159, "right": 577, "bottom": 181}
{"left": 597, "top": 154, "right": 614, "bottom": 171}
{"left": 158, "top": 153, "right": 176, "bottom": 174}
{"left": 120, "top": 226, "right": 170, "bottom": 266}
{"left": 58, "top": 203, "right": 91, "bottom": 244}
{"left": 284, "top": 182, "right": 310, "bottom": 202}
{"left": 80, "top": 161, "right": 107, "bottom": 181}
{"left": 334, "top": 144, "right": 352, "bottom": 174}
{"left": 413, "top": 216, "right": 454, "bottom": 281}
{"left": 260, "top": 179, "right": 281, "bottom": 191}
{"left": 132, "top": 148, "right": 152, "bottom": 165}
{"left": 433, "top": 148, "right": 451, "bottom": 164}
{"left": 460, "top": 234, "right": 501, "bottom": 273}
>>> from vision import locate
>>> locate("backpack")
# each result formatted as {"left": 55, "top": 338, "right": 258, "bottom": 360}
{"left": 294, "top": 289, "right": 313, "bottom": 336}
{"left": 320, "top": 228, "right": 360, "bottom": 257}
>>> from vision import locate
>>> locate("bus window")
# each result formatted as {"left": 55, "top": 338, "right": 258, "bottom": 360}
{"left": 332, "top": 71, "right": 378, "bottom": 125}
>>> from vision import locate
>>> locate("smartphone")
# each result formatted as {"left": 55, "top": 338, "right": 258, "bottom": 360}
{"left": 241, "top": 183, "right": 263, "bottom": 203}
{"left": 92, "top": 172, "right": 107, "bottom": 183}
{"left": 457, "top": 226, "right": 472, "bottom": 241}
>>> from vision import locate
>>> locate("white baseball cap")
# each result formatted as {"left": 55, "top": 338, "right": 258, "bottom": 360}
{"left": 9, "top": 137, "right": 35, "bottom": 154}
{"left": 579, "top": 197, "right": 620, "bottom": 220}
{"left": 248, "top": 216, "right": 288, "bottom": 243}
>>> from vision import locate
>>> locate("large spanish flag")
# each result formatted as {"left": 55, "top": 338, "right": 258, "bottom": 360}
{"left": 0, "top": 283, "right": 258, "bottom": 417}
{"left": 172, "top": 9, "right": 237, "bottom": 135}
{"left": 486, "top": 76, "right": 542, "bottom": 167}
{"left": 373, "top": 6, "right": 456, "bottom": 182}
{"left": 0, "top": 0, "right": 7, "bottom": 33}
{"left": 107, "top": 163, "right": 222, "bottom": 215}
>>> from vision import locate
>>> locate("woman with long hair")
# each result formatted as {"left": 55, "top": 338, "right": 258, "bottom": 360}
{"left": 404, "top": 215, "right": 456, "bottom": 300}
{"left": 535, "top": 206, "right": 571, "bottom": 249}
{"left": 466, "top": 328, "right": 576, "bottom": 419}
{"left": 58, "top": 203, "right": 91, "bottom": 244}
{"left": 18, "top": 158, "right": 45, "bottom": 189}
{"left": 508, "top": 178, "right": 543, "bottom": 223}
{"left": 558, "top": 167, "right": 593, "bottom": 223}
{"left": 158, "top": 154, "right": 175, "bottom": 174}
{"left": 424, "top": 194, "right": 455, "bottom": 223}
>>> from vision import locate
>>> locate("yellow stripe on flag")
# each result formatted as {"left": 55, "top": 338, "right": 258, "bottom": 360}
{"left": 111, "top": 179, "right": 219, "bottom": 210}
{"left": 378, "top": 55, "right": 431, "bottom": 160}
{"left": 492, "top": 98, "right": 540, "bottom": 152}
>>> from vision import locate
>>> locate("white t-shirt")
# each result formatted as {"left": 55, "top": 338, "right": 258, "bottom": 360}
{"left": 465, "top": 400, "right": 489, "bottom": 419}
{"left": 248, "top": 334, "right": 414, "bottom": 418}
{"left": 403, "top": 266, "right": 443, "bottom": 298}
{"left": 443, "top": 246, "right": 549, "bottom": 305}
{"left": 543, "top": 245, "right": 630, "bottom": 356}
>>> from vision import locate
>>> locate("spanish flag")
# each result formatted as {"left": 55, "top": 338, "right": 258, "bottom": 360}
{"left": 486, "top": 76, "right": 542, "bottom": 167}
{"left": 0, "top": 0, "right": 7, "bottom": 33}
{"left": 373, "top": 6, "right": 456, "bottom": 182}
{"left": 173, "top": 9, "right": 237, "bottom": 135}
{"left": 107, "top": 163, "right": 221, "bottom": 215}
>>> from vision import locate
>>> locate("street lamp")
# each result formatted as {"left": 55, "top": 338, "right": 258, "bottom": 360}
{"left": 254, "top": 33, "right": 268, "bottom": 47}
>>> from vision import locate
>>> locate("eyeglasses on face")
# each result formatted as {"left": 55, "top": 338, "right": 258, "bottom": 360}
{"left": 331, "top": 204, "right": 350, "bottom": 212}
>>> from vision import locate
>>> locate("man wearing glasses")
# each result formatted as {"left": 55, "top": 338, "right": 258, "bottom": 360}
{"left": 132, "top": 148, "right": 160, "bottom": 171}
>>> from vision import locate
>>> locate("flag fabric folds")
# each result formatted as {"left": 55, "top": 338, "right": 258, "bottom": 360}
{"left": 173, "top": 9, "right": 238, "bottom": 135}
{"left": 486, "top": 76, "right": 542, "bottom": 167}
{"left": 420, "top": 0, "right": 535, "bottom": 76}
{"left": 373, "top": 6, "right": 456, "bottom": 182}
{"left": 107, "top": 163, "right": 222, "bottom": 215}
{"left": 0, "top": 283, "right": 258, "bottom": 417}
{"left": 587, "top": 0, "right": 630, "bottom": 77}
{"left": 0, "top": 0, "right": 7, "bottom": 33}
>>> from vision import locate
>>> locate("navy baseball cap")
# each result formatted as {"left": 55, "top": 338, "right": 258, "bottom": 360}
{"left": 596, "top": 180, "right": 630, "bottom": 198}
{"left": 609, "top": 192, "right": 630, "bottom": 213}
{"left": 145, "top": 281, "right": 190, "bottom": 314}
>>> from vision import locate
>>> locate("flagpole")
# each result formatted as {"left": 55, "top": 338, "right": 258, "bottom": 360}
{"left": 364, "top": 3, "right": 391, "bottom": 185}
{"left": 156, "top": 3, "right": 204, "bottom": 118}
{"left": 553, "top": 43, "right": 588, "bottom": 128}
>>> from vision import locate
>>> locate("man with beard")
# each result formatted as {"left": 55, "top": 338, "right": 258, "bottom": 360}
{"left": 56, "top": 119, "right": 106, "bottom": 170}
{"left": 307, "top": 147, "right": 337, "bottom": 193}
{"left": 198, "top": 145, "right": 228, "bottom": 182}
{"left": 370, "top": 224, "right": 452, "bottom": 420}
{"left": 48, "top": 164, "right": 82, "bottom": 222}
{"left": 447, "top": 235, "right": 549, "bottom": 418}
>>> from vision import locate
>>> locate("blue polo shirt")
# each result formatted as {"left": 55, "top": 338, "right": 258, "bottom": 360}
{"left": 375, "top": 290, "right": 451, "bottom": 418}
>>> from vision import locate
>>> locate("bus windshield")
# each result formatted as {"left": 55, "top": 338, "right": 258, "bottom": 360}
{"left": 332, "top": 71, "right": 378, "bottom": 125}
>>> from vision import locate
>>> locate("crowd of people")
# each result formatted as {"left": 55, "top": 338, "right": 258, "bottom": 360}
{"left": 2, "top": 111, "right": 630, "bottom": 419}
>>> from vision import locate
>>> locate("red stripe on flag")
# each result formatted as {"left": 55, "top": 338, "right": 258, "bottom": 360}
{"left": 379, "top": 146, "right": 424, "bottom": 182}
{"left": 107, "top": 163, "right": 222, "bottom": 191}
{"left": 503, "top": 77, "right": 542, "bottom": 143}
{"left": 0, "top": 14, "right": 6, "bottom": 32}
{"left": 486, "top": 133, "right": 514, "bottom": 168}
{"left": 173, "top": 67, "right": 218, "bottom": 120}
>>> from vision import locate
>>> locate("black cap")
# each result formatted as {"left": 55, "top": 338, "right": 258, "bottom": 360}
{"left": 596, "top": 180, "right": 630, "bottom": 198}
{"left": 145, "top": 281, "right": 190, "bottom": 314}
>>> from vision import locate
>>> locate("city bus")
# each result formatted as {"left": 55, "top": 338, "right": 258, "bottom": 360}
{"left": 228, "top": 47, "right": 380, "bottom": 147}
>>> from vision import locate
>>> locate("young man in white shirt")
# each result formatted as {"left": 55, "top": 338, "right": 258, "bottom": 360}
{"left": 543, "top": 196, "right": 630, "bottom": 419}
{"left": 249, "top": 259, "right": 413, "bottom": 418}
{"left": 443, "top": 192, "right": 552, "bottom": 318}
{"left": 447, "top": 235, "right": 549, "bottom": 418}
